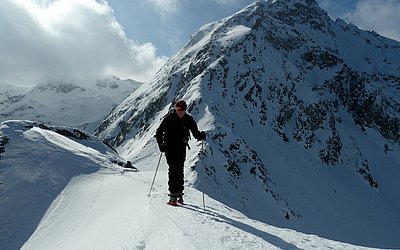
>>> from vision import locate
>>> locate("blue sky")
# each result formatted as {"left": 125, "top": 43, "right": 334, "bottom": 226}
{"left": 106, "top": 0, "right": 355, "bottom": 57}
{"left": 1, "top": 0, "right": 399, "bottom": 86}
{"left": 106, "top": 0, "right": 398, "bottom": 56}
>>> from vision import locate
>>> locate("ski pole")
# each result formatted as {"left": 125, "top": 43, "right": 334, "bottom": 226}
{"left": 201, "top": 140, "right": 206, "bottom": 210}
{"left": 148, "top": 152, "right": 163, "bottom": 197}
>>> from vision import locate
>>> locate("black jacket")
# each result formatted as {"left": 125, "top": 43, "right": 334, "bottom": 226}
{"left": 156, "top": 110, "right": 202, "bottom": 149}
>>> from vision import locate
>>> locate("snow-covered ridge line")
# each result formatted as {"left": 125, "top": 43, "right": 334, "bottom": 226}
{"left": 0, "top": 119, "right": 378, "bottom": 249}
{"left": 0, "top": 120, "right": 126, "bottom": 249}
{"left": 0, "top": 77, "right": 141, "bottom": 133}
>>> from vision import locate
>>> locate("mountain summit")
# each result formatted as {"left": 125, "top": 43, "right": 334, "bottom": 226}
{"left": 96, "top": 0, "right": 400, "bottom": 247}
{"left": 0, "top": 77, "right": 141, "bottom": 133}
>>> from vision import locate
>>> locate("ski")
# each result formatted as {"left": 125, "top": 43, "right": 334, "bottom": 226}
{"left": 166, "top": 201, "right": 184, "bottom": 206}
{"left": 167, "top": 201, "right": 179, "bottom": 206}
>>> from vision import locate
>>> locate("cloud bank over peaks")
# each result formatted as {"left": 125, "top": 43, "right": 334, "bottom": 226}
{"left": 146, "top": 0, "right": 249, "bottom": 16}
{"left": 347, "top": 0, "right": 400, "bottom": 42}
{"left": 0, "top": 0, "right": 167, "bottom": 86}
{"left": 319, "top": 0, "right": 400, "bottom": 42}
{"left": 147, "top": 0, "right": 182, "bottom": 16}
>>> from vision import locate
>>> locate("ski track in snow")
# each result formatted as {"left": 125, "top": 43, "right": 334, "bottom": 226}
{"left": 21, "top": 167, "right": 376, "bottom": 250}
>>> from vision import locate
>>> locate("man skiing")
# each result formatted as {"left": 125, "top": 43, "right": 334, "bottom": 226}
{"left": 156, "top": 100, "right": 206, "bottom": 205}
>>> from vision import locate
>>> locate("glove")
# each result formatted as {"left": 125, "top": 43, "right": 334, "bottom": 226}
{"left": 198, "top": 131, "right": 206, "bottom": 140}
{"left": 158, "top": 143, "right": 167, "bottom": 152}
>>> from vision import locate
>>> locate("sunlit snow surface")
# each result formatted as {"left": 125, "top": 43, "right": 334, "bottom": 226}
{"left": 0, "top": 121, "right": 381, "bottom": 249}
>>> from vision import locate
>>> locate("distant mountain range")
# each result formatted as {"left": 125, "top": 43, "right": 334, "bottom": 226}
{"left": 0, "top": 76, "right": 141, "bottom": 132}
{"left": 95, "top": 0, "right": 400, "bottom": 247}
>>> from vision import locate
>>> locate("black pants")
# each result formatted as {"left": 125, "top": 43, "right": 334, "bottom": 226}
{"left": 165, "top": 146, "right": 186, "bottom": 194}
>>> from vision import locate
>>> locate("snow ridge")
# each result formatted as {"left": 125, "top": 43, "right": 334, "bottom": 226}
{"left": 0, "top": 120, "right": 125, "bottom": 249}
{"left": 1, "top": 120, "right": 379, "bottom": 250}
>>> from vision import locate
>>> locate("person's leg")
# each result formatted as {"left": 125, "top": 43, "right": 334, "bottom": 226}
{"left": 175, "top": 147, "right": 186, "bottom": 194}
{"left": 166, "top": 151, "right": 179, "bottom": 194}
{"left": 166, "top": 148, "right": 186, "bottom": 194}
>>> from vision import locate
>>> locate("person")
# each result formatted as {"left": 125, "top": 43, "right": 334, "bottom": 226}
{"left": 124, "top": 161, "right": 137, "bottom": 170}
{"left": 156, "top": 100, "right": 206, "bottom": 205}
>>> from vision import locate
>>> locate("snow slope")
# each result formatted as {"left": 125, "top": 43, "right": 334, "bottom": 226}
{"left": 21, "top": 170, "right": 377, "bottom": 250}
{"left": 0, "top": 120, "right": 377, "bottom": 249}
{"left": 0, "top": 120, "right": 124, "bottom": 249}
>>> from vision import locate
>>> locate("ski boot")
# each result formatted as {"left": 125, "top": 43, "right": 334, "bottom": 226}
{"left": 167, "top": 197, "right": 178, "bottom": 206}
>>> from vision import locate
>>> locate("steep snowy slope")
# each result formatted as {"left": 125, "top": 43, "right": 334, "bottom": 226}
{"left": 0, "top": 77, "right": 141, "bottom": 132}
{"left": 0, "top": 120, "right": 377, "bottom": 249}
{"left": 0, "top": 120, "right": 126, "bottom": 249}
{"left": 95, "top": 0, "right": 400, "bottom": 248}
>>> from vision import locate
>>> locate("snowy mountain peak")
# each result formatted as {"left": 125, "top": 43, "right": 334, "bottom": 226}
{"left": 95, "top": 1, "right": 400, "bottom": 248}
{"left": 238, "top": 0, "right": 328, "bottom": 26}
{"left": 268, "top": 0, "right": 329, "bottom": 28}
{"left": 0, "top": 77, "right": 141, "bottom": 133}
{"left": 269, "top": 0, "right": 319, "bottom": 8}
{"left": 34, "top": 82, "right": 85, "bottom": 93}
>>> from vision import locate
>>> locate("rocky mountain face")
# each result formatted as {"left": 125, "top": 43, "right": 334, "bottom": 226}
{"left": 95, "top": 0, "right": 400, "bottom": 247}
{"left": 0, "top": 77, "right": 141, "bottom": 132}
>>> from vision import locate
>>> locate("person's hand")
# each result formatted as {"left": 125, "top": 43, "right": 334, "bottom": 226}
{"left": 198, "top": 131, "right": 206, "bottom": 140}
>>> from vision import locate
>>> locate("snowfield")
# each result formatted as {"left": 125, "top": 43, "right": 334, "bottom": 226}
{"left": 21, "top": 170, "right": 376, "bottom": 250}
{"left": 0, "top": 121, "right": 379, "bottom": 249}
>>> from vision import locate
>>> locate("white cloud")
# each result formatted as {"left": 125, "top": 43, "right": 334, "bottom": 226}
{"left": 0, "top": 0, "right": 167, "bottom": 86}
{"left": 210, "top": 0, "right": 245, "bottom": 6}
{"left": 345, "top": 0, "right": 400, "bottom": 42}
{"left": 147, "top": 0, "right": 181, "bottom": 16}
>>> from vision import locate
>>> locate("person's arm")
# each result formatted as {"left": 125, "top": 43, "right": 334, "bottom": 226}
{"left": 187, "top": 115, "right": 206, "bottom": 140}
{"left": 156, "top": 116, "right": 169, "bottom": 151}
